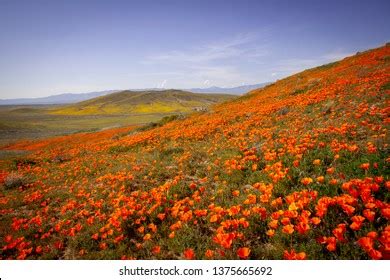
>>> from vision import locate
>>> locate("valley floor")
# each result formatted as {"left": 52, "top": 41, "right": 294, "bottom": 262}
{"left": 0, "top": 105, "right": 181, "bottom": 148}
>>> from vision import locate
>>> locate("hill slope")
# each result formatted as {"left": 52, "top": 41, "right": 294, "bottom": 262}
{"left": 0, "top": 44, "right": 389, "bottom": 260}
{"left": 50, "top": 90, "right": 234, "bottom": 115}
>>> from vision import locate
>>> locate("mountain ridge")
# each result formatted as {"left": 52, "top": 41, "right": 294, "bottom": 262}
{"left": 49, "top": 89, "right": 235, "bottom": 115}
{"left": 0, "top": 83, "right": 270, "bottom": 105}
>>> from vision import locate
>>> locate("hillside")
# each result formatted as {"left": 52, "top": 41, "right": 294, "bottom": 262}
{"left": 0, "top": 44, "right": 389, "bottom": 260}
{"left": 49, "top": 90, "right": 234, "bottom": 115}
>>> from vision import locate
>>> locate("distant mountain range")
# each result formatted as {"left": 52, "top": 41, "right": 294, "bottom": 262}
{"left": 187, "top": 82, "right": 271, "bottom": 94}
{"left": 0, "top": 90, "right": 119, "bottom": 105}
{"left": 0, "top": 83, "right": 270, "bottom": 105}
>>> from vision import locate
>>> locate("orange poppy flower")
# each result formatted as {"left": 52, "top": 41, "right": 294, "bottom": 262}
{"left": 232, "top": 190, "right": 240, "bottom": 197}
{"left": 360, "top": 163, "right": 370, "bottom": 170}
{"left": 311, "top": 217, "right": 321, "bottom": 225}
{"left": 266, "top": 229, "right": 275, "bottom": 237}
{"left": 35, "top": 246, "right": 43, "bottom": 254}
{"left": 205, "top": 249, "right": 214, "bottom": 258}
{"left": 283, "top": 249, "right": 306, "bottom": 260}
{"left": 282, "top": 224, "right": 294, "bottom": 234}
{"left": 326, "top": 167, "right": 335, "bottom": 174}
{"left": 316, "top": 176, "right": 325, "bottom": 183}
{"left": 183, "top": 248, "right": 195, "bottom": 260}
{"left": 152, "top": 246, "right": 161, "bottom": 255}
{"left": 237, "top": 247, "right": 250, "bottom": 259}
{"left": 301, "top": 177, "right": 313, "bottom": 186}
{"left": 326, "top": 237, "right": 336, "bottom": 252}
{"left": 268, "top": 219, "right": 278, "bottom": 229}
{"left": 143, "top": 233, "right": 151, "bottom": 241}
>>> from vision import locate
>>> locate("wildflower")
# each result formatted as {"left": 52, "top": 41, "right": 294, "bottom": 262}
{"left": 157, "top": 213, "right": 166, "bottom": 221}
{"left": 350, "top": 215, "right": 365, "bottom": 231}
{"left": 152, "top": 246, "right": 161, "bottom": 255}
{"left": 210, "top": 214, "right": 220, "bottom": 223}
{"left": 143, "top": 234, "right": 151, "bottom": 241}
{"left": 288, "top": 202, "right": 298, "bottom": 211}
{"left": 326, "top": 237, "right": 336, "bottom": 252}
{"left": 283, "top": 249, "right": 306, "bottom": 260}
{"left": 252, "top": 164, "right": 258, "bottom": 171}
{"left": 357, "top": 237, "right": 373, "bottom": 251}
{"left": 296, "top": 222, "right": 310, "bottom": 234}
{"left": 332, "top": 224, "right": 347, "bottom": 241}
{"left": 368, "top": 249, "right": 382, "bottom": 260}
{"left": 35, "top": 246, "right": 43, "bottom": 254}
{"left": 205, "top": 249, "right": 214, "bottom": 258}
{"left": 237, "top": 247, "right": 250, "bottom": 259}
{"left": 316, "top": 176, "right": 325, "bottom": 183}
{"left": 266, "top": 229, "right": 275, "bottom": 237}
{"left": 311, "top": 217, "right": 321, "bottom": 225}
{"left": 360, "top": 163, "right": 370, "bottom": 171}
{"left": 244, "top": 194, "right": 256, "bottom": 204}
{"left": 363, "top": 209, "right": 375, "bottom": 222}
{"left": 232, "top": 190, "right": 240, "bottom": 197}
{"left": 329, "top": 179, "right": 338, "bottom": 185}
{"left": 99, "top": 242, "right": 107, "bottom": 250}
{"left": 326, "top": 167, "right": 335, "bottom": 174}
{"left": 183, "top": 248, "right": 195, "bottom": 260}
{"left": 268, "top": 219, "right": 278, "bottom": 229}
{"left": 282, "top": 224, "right": 294, "bottom": 234}
{"left": 301, "top": 177, "right": 313, "bottom": 186}
{"left": 213, "top": 232, "right": 234, "bottom": 249}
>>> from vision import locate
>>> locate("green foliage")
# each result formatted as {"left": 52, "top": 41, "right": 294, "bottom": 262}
{"left": 380, "top": 81, "right": 390, "bottom": 91}
{"left": 137, "top": 114, "right": 185, "bottom": 132}
{"left": 108, "top": 145, "right": 133, "bottom": 154}
{"left": 314, "top": 61, "right": 339, "bottom": 71}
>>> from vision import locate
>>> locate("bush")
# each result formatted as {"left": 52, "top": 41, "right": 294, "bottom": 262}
{"left": 4, "top": 173, "right": 25, "bottom": 189}
{"left": 52, "top": 154, "right": 70, "bottom": 163}
{"left": 380, "top": 81, "right": 390, "bottom": 91}
{"left": 108, "top": 145, "right": 133, "bottom": 154}
{"left": 137, "top": 114, "right": 185, "bottom": 132}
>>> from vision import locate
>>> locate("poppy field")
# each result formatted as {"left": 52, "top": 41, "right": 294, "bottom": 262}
{"left": 0, "top": 44, "right": 389, "bottom": 260}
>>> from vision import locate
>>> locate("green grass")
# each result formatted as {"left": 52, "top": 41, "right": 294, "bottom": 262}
{"left": 0, "top": 107, "right": 167, "bottom": 146}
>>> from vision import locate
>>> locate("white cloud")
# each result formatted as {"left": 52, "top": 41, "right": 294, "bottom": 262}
{"left": 157, "top": 79, "right": 167, "bottom": 88}
{"left": 138, "top": 31, "right": 353, "bottom": 88}
{"left": 271, "top": 51, "right": 353, "bottom": 75}
{"left": 142, "top": 32, "right": 270, "bottom": 87}
{"left": 145, "top": 33, "right": 268, "bottom": 65}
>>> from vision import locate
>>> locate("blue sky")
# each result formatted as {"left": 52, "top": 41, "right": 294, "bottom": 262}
{"left": 0, "top": 0, "right": 389, "bottom": 99}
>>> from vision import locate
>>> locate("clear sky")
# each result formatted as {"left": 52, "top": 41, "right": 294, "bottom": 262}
{"left": 0, "top": 0, "right": 389, "bottom": 99}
